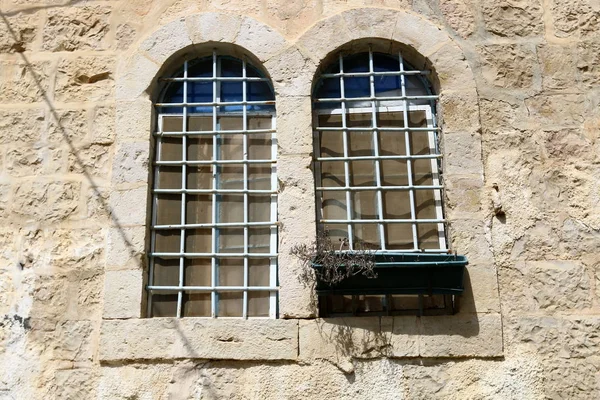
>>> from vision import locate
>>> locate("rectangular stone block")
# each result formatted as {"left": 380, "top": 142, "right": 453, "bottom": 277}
{"left": 460, "top": 263, "right": 501, "bottom": 314}
{"left": 443, "top": 132, "right": 483, "bottom": 176}
{"left": 99, "top": 318, "right": 298, "bottom": 361}
{"left": 419, "top": 313, "right": 503, "bottom": 357}
{"left": 103, "top": 269, "right": 144, "bottom": 319}
{"left": 108, "top": 187, "right": 148, "bottom": 226}
{"left": 55, "top": 56, "right": 115, "bottom": 103}
{"left": 43, "top": 5, "right": 111, "bottom": 51}
{"left": 0, "top": 61, "right": 50, "bottom": 103}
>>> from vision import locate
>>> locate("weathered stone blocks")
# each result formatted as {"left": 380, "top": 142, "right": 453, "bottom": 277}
{"left": 482, "top": 0, "right": 544, "bottom": 37}
{"left": 43, "top": 6, "right": 111, "bottom": 52}
{"left": 55, "top": 56, "right": 115, "bottom": 103}
{"left": 99, "top": 318, "right": 299, "bottom": 361}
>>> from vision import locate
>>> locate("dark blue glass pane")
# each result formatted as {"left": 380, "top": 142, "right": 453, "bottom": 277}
{"left": 344, "top": 77, "right": 369, "bottom": 98}
{"left": 373, "top": 53, "right": 400, "bottom": 72}
{"left": 221, "top": 57, "right": 242, "bottom": 77}
{"left": 374, "top": 75, "right": 401, "bottom": 97}
{"left": 248, "top": 81, "right": 274, "bottom": 101}
{"left": 221, "top": 82, "right": 243, "bottom": 102}
{"left": 343, "top": 53, "right": 369, "bottom": 73}
{"left": 315, "top": 77, "right": 340, "bottom": 99}
{"left": 187, "top": 58, "right": 212, "bottom": 77}
{"left": 161, "top": 82, "right": 184, "bottom": 113}
{"left": 247, "top": 65, "right": 261, "bottom": 78}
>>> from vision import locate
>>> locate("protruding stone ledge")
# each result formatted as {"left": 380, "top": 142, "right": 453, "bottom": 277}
{"left": 99, "top": 318, "right": 299, "bottom": 362}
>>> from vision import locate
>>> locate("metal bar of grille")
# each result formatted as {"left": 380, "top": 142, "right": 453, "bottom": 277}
{"left": 154, "top": 128, "right": 275, "bottom": 137}
{"left": 148, "top": 286, "right": 279, "bottom": 291}
{"left": 316, "top": 185, "right": 443, "bottom": 191}
{"left": 314, "top": 95, "right": 438, "bottom": 103}
{"left": 316, "top": 155, "right": 441, "bottom": 161}
{"left": 320, "top": 218, "right": 445, "bottom": 224}
{"left": 160, "top": 76, "right": 269, "bottom": 82}
{"left": 316, "top": 126, "right": 439, "bottom": 132}
{"left": 151, "top": 252, "right": 277, "bottom": 258}
{"left": 155, "top": 100, "right": 276, "bottom": 107}
{"left": 153, "top": 221, "right": 277, "bottom": 229}
{"left": 155, "top": 159, "right": 275, "bottom": 166}
{"left": 320, "top": 70, "right": 431, "bottom": 78}
{"left": 154, "top": 188, "right": 276, "bottom": 194}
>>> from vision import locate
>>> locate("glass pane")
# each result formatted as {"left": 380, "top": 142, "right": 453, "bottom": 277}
{"left": 349, "top": 161, "right": 375, "bottom": 186}
{"left": 155, "top": 230, "right": 180, "bottom": 253}
{"left": 187, "top": 83, "right": 212, "bottom": 113}
{"left": 383, "top": 191, "right": 411, "bottom": 219}
{"left": 412, "top": 159, "right": 434, "bottom": 186}
{"left": 158, "top": 166, "right": 181, "bottom": 189}
{"left": 248, "top": 133, "right": 271, "bottom": 160}
{"left": 188, "top": 116, "right": 212, "bottom": 132}
{"left": 417, "top": 223, "right": 440, "bottom": 249}
{"left": 159, "top": 137, "right": 182, "bottom": 161}
{"left": 186, "top": 195, "right": 211, "bottom": 224}
{"left": 249, "top": 258, "right": 270, "bottom": 286}
{"left": 321, "top": 161, "right": 345, "bottom": 187}
{"left": 348, "top": 131, "right": 372, "bottom": 157}
{"left": 347, "top": 112, "right": 371, "bottom": 128}
{"left": 219, "top": 258, "right": 244, "bottom": 286}
{"left": 248, "top": 164, "right": 272, "bottom": 190}
{"left": 379, "top": 131, "right": 406, "bottom": 156}
{"left": 221, "top": 82, "right": 243, "bottom": 104}
{"left": 410, "top": 133, "right": 430, "bottom": 156}
{"left": 218, "top": 135, "right": 243, "bottom": 160}
{"left": 248, "top": 291, "right": 270, "bottom": 317}
{"left": 249, "top": 228, "right": 270, "bottom": 253}
{"left": 385, "top": 224, "right": 413, "bottom": 250}
{"left": 249, "top": 195, "right": 271, "bottom": 222}
{"left": 219, "top": 292, "right": 242, "bottom": 317}
{"left": 162, "top": 116, "right": 183, "bottom": 132}
{"left": 183, "top": 293, "right": 211, "bottom": 317}
{"left": 218, "top": 195, "right": 244, "bottom": 223}
{"left": 323, "top": 224, "right": 348, "bottom": 246}
{"left": 318, "top": 113, "right": 342, "bottom": 128}
{"left": 184, "top": 258, "right": 211, "bottom": 286}
{"left": 344, "top": 77, "right": 369, "bottom": 98}
{"left": 315, "top": 77, "right": 341, "bottom": 99}
{"left": 187, "top": 136, "right": 213, "bottom": 161}
{"left": 353, "top": 224, "right": 379, "bottom": 249}
{"left": 321, "top": 191, "right": 346, "bottom": 221}
{"left": 377, "top": 111, "right": 404, "bottom": 128}
{"left": 218, "top": 228, "right": 243, "bottom": 253}
{"left": 218, "top": 165, "right": 243, "bottom": 189}
{"left": 155, "top": 194, "right": 181, "bottom": 225}
{"left": 187, "top": 165, "right": 211, "bottom": 189}
{"left": 151, "top": 292, "right": 177, "bottom": 317}
{"left": 409, "top": 110, "right": 428, "bottom": 127}
{"left": 381, "top": 160, "right": 408, "bottom": 186}
{"left": 319, "top": 132, "right": 344, "bottom": 158}
{"left": 414, "top": 189, "right": 437, "bottom": 219}
{"left": 352, "top": 191, "right": 378, "bottom": 220}
{"left": 185, "top": 229, "right": 211, "bottom": 253}
{"left": 153, "top": 257, "right": 179, "bottom": 286}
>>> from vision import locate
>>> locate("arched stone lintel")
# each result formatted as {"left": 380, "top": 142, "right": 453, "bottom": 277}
{"left": 116, "top": 12, "right": 289, "bottom": 102}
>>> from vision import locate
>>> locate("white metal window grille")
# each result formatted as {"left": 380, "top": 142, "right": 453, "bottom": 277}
{"left": 148, "top": 52, "right": 278, "bottom": 318}
{"left": 313, "top": 49, "right": 446, "bottom": 253}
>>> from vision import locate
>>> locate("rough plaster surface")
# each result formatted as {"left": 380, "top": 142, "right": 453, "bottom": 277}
{"left": 0, "top": 0, "right": 599, "bottom": 398}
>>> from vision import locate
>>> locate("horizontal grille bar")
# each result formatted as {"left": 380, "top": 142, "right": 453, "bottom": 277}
{"left": 316, "top": 185, "right": 443, "bottom": 191}
{"left": 153, "top": 221, "right": 277, "bottom": 230}
{"left": 147, "top": 285, "right": 279, "bottom": 291}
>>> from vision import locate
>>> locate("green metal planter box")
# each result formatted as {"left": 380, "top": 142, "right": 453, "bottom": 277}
{"left": 312, "top": 252, "right": 468, "bottom": 296}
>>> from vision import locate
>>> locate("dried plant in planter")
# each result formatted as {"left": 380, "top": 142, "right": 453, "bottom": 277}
{"left": 290, "top": 231, "right": 377, "bottom": 286}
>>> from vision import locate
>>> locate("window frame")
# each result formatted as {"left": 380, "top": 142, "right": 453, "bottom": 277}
{"left": 312, "top": 50, "right": 448, "bottom": 254}
{"left": 147, "top": 53, "right": 279, "bottom": 319}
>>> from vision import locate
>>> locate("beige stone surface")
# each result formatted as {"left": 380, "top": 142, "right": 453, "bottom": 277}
{"left": 100, "top": 318, "right": 299, "bottom": 361}
{"left": 0, "top": 1, "right": 599, "bottom": 399}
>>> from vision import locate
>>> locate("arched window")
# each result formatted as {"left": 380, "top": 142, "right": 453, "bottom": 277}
{"left": 148, "top": 52, "right": 278, "bottom": 318}
{"left": 313, "top": 48, "right": 446, "bottom": 253}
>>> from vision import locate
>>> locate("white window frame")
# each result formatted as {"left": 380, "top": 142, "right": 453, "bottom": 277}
{"left": 147, "top": 52, "right": 278, "bottom": 319}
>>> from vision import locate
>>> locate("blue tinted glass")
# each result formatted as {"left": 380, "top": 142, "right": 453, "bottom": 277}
{"left": 248, "top": 81, "right": 274, "bottom": 101}
{"left": 343, "top": 53, "right": 369, "bottom": 73}
{"left": 161, "top": 82, "right": 184, "bottom": 113}
{"left": 247, "top": 64, "right": 261, "bottom": 77}
{"left": 344, "top": 77, "right": 369, "bottom": 98}
{"left": 187, "top": 81, "right": 212, "bottom": 113}
{"left": 373, "top": 53, "right": 399, "bottom": 72}
{"left": 374, "top": 75, "right": 401, "bottom": 97}
{"left": 187, "top": 58, "right": 212, "bottom": 77}
{"left": 221, "top": 57, "right": 242, "bottom": 77}
{"left": 315, "top": 77, "right": 340, "bottom": 99}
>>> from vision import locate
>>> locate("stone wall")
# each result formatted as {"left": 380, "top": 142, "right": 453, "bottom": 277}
{"left": 0, "top": 0, "right": 598, "bottom": 399}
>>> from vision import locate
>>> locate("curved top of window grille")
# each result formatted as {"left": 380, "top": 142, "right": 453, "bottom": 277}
{"left": 157, "top": 55, "right": 275, "bottom": 114}
{"left": 313, "top": 52, "right": 435, "bottom": 109}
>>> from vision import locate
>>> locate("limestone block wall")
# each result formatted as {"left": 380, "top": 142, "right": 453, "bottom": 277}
{"left": 0, "top": 1, "right": 598, "bottom": 399}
